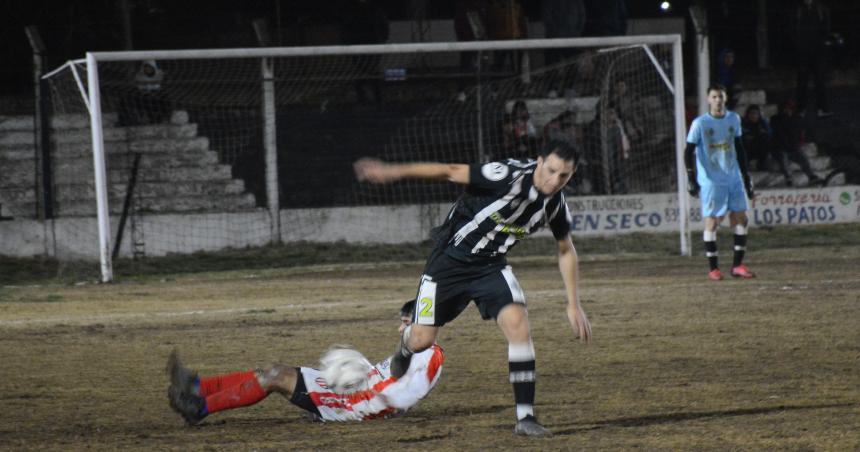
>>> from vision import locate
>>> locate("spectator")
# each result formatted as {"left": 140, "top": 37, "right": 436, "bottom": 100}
{"left": 741, "top": 105, "right": 772, "bottom": 171}
{"left": 338, "top": 0, "right": 389, "bottom": 103}
{"left": 770, "top": 100, "right": 823, "bottom": 186}
{"left": 542, "top": 110, "right": 579, "bottom": 147}
{"left": 605, "top": 106, "right": 631, "bottom": 194}
{"left": 715, "top": 49, "right": 740, "bottom": 109}
{"left": 795, "top": 0, "right": 833, "bottom": 118}
{"left": 541, "top": 0, "right": 586, "bottom": 66}
{"left": 118, "top": 60, "right": 169, "bottom": 126}
{"left": 454, "top": 0, "right": 489, "bottom": 102}
{"left": 501, "top": 100, "right": 538, "bottom": 160}
{"left": 486, "top": 0, "right": 528, "bottom": 74}
{"left": 609, "top": 79, "right": 644, "bottom": 144}
{"left": 581, "top": 106, "right": 629, "bottom": 194}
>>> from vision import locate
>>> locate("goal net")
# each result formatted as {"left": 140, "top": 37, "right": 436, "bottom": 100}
{"left": 41, "top": 36, "right": 686, "bottom": 282}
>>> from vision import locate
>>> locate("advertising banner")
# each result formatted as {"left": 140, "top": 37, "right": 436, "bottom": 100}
{"left": 566, "top": 186, "right": 860, "bottom": 236}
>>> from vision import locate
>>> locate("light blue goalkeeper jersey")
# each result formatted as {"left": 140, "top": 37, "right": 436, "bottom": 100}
{"left": 686, "top": 111, "right": 743, "bottom": 186}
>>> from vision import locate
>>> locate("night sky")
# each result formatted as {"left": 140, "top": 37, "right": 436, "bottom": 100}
{"left": 2, "top": 0, "right": 858, "bottom": 100}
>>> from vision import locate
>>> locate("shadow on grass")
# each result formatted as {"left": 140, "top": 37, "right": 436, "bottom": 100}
{"left": 550, "top": 402, "right": 858, "bottom": 435}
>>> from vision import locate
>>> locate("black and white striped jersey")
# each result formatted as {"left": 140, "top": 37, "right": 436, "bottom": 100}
{"left": 437, "top": 159, "right": 572, "bottom": 262}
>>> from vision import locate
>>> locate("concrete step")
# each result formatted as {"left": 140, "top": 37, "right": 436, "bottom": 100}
{"left": 55, "top": 193, "right": 257, "bottom": 216}
{"left": 0, "top": 111, "right": 189, "bottom": 132}
{"left": 2, "top": 149, "right": 219, "bottom": 175}
{"left": 0, "top": 187, "right": 36, "bottom": 204}
{"left": 55, "top": 151, "right": 220, "bottom": 173}
{"left": 3, "top": 136, "right": 213, "bottom": 159}
{"left": 751, "top": 170, "right": 833, "bottom": 188}
{"left": 0, "top": 113, "right": 119, "bottom": 131}
{"left": 51, "top": 179, "right": 247, "bottom": 201}
{"left": 49, "top": 165, "right": 233, "bottom": 185}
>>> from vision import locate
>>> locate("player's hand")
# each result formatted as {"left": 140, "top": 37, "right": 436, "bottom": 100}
{"left": 567, "top": 303, "right": 592, "bottom": 343}
{"left": 687, "top": 180, "right": 700, "bottom": 198}
{"left": 354, "top": 158, "right": 396, "bottom": 184}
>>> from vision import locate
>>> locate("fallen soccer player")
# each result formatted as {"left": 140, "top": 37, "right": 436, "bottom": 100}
{"left": 166, "top": 300, "right": 444, "bottom": 424}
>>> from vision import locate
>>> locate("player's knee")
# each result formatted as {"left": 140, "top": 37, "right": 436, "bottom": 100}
{"left": 256, "top": 364, "right": 295, "bottom": 391}
{"left": 497, "top": 304, "right": 530, "bottom": 334}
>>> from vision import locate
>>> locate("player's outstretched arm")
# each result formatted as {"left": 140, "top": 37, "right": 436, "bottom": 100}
{"left": 557, "top": 235, "right": 592, "bottom": 343}
{"left": 354, "top": 158, "right": 469, "bottom": 184}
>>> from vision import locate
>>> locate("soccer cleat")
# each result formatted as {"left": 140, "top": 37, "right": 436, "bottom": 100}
{"left": 168, "top": 385, "right": 208, "bottom": 425}
{"left": 731, "top": 264, "right": 756, "bottom": 279}
{"left": 514, "top": 415, "right": 553, "bottom": 437}
{"left": 167, "top": 350, "right": 198, "bottom": 396}
{"left": 708, "top": 269, "right": 723, "bottom": 281}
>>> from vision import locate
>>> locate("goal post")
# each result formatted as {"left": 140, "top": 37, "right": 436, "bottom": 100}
{"left": 46, "top": 35, "right": 688, "bottom": 283}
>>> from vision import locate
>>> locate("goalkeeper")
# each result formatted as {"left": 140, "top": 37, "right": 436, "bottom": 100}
{"left": 685, "top": 83, "right": 756, "bottom": 281}
{"left": 166, "top": 301, "right": 444, "bottom": 425}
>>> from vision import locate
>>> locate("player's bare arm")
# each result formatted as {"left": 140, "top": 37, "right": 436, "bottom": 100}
{"left": 557, "top": 234, "right": 592, "bottom": 343}
{"left": 354, "top": 158, "right": 469, "bottom": 184}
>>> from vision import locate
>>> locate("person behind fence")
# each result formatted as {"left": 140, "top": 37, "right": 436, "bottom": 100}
{"left": 715, "top": 49, "right": 741, "bottom": 109}
{"left": 769, "top": 100, "right": 823, "bottom": 187}
{"left": 741, "top": 105, "right": 772, "bottom": 172}
{"left": 541, "top": 0, "right": 585, "bottom": 67}
{"left": 605, "top": 106, "right": 631, "bottom": 194}
{"left": 486, "top": 0, "right": 527, "bottom": 74}
{"left": 454, "top": 0, "right": 488, "bottom": 102}
{"left": 166, "top": 300, "right": 444, "bottom": 425}
{"left": 795, "top": 0, "right": 833, "bottom": 118}
{"left": 118, "top": 60, "right": 168, "bottom": 126}
{"left": 501, "top": 100, "right": 538, "bottom": 160}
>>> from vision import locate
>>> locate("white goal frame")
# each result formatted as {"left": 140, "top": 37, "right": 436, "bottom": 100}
{"left": 76, "top": 35, "right": 688, "bottom": 282}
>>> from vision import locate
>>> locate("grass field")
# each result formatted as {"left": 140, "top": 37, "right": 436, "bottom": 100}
{"left": 1, "top": 225, "right": 859, "bottom": 450}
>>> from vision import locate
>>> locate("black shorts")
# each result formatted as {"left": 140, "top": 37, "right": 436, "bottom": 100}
{"left": 412, "top": 248, "right": 526, "bottom": 327}
{"left": 289, "top": 367, "right": 322, "bottom": 418}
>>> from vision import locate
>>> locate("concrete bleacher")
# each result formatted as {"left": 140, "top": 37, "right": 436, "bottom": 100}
{"left": 734, "top": 89, "right": 842, "bottom": 188}
{"left": 0, "top": 111, "right": 257, "bottom": 219}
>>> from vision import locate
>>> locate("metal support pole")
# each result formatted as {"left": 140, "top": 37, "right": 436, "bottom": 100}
{"left": 86, "top": 53, "right": 114, "bottom": 282}
{"left": 262, "top": 58, "right": 281, "bottom": 242}
{"left": 672, "top": 37, "right": 691, "bottom": 256}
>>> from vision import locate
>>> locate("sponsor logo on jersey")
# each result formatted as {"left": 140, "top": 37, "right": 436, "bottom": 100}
{"left": 490, "top": 212, "right": 527, "bottom": 238}
{"left": 481, "top": 162, "right": 509, "bottom": 181}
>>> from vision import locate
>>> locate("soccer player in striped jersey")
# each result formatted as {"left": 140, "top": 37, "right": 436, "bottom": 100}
{"left": 166, "top": 301, "right": 444, "bottom": 424}
{"left": 353, "top": 141, "right": 592, "bottom": 436}
{"left": 685, "top": 83, "right": 756, "bottom": 281}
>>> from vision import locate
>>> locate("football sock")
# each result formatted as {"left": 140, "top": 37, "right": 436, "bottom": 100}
{"left": 704, "top": 229, "right": 718, "bottom": 271}
{"left": 390, "top": 325, "right": 415, "bottom": 379}
{"left": 508, "top": 342, "right": 536, "bottom": 421}
{"left": 733, "top": 224, "right": 747, "bottom": 267}
{"left": 204, "top": 377, "right": 268, "bottom": 415}
{"left": 198, "top": 370, "right": 257, "bottom": 397}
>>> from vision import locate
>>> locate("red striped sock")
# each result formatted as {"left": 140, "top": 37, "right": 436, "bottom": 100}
{"left": 198, "top": 370, "right": 256, "bottom": 397}
{"left": 205, "top": 378, "right": 268, "bottom": 414}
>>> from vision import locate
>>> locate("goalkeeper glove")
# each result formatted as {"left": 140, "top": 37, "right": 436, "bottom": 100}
{"left": 743, "top": 174, "right": 755, "bottom": 198}
{"left": 686, "top": 170, "right": 700, "bottom": 198}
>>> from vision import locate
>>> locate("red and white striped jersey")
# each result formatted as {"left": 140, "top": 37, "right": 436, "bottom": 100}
{"left": 299, "top": 345, "right": 444, "bottom": 422}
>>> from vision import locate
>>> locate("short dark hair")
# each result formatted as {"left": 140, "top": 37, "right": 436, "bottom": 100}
{"left": 540, "top": 140, "right": 579, "bottom": 165}
{"left": 707, "top": 83, "right": 727, "bottom": 94}
{"left": 400, "top": 299, "right": 415, "bottom": 318}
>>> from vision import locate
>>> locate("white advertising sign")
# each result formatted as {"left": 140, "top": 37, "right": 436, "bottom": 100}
{"left": 566, "top": 186, "right": 860, "bottom": 236}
